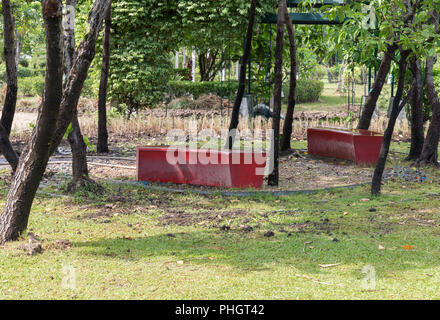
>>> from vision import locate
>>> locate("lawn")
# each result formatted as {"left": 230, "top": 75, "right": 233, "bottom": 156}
{"left": 1, "top": 142, "right": 440, "bottom": 300}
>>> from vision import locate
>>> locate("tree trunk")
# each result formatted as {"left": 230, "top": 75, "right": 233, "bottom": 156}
{"left": 225, "top": 0, "right": 257, "bottom": 149}
{"left": 267, "top": 0, "right": 285, "bottom": 187}
{"left": 281, "top": 3, "right": 297, "bottom": 152}
{"left": 97, "top": 1, "right": 111, "bottom": 154}
{"left": 371, "top": 50, "right": 410, "bottom": 196}
{"left": 0, "top": 0, "right": 64, "bottom": 243}
{"left": 0, "top": 0, "right": 110, "bottom": 244}
{"left": 417, "top": 57, "right": 440, "bottom": 165}
{"left": 198, "top": 49, "right": 220, "bottom": 82}
{"left": 63, "top": 0, "right": 92, "bottom": 190}
{"left": 358, "top": 44, "right": 397, "bottom": 130}
{"left": 68, "top": 108, "right": 92, "bottom": 190}
{"left": 1, "top": 0, "right": 18, "bottom": 136}
{"left": 0, "top": 123, "right": 18, "bottom": 171}
{"left": 49, "top": 0, "right": 111, "bottom": 157}
{"left": 407, "top": 57, "right": 425, "bottom": 160}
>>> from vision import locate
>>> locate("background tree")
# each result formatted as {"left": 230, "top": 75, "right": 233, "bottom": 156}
{"left": 0, "top": 0, "right": 64, "bottom": 243}
{"left": 1, "top": 0, "right": 18, "bottom": 135}
{"left": 226, "top": 0, "right": 258, "bottom": 149}
{"left": 281, "top": 1, "right": 297, "bottom": 152}
{"left": 267, "top": 0, "right": 285, "bottom": 186}
{"left": 97, "top": 0, "right": 111, "bottom": 154}
{"left": 0, "top": 0, "right": 110, "bottom": 243}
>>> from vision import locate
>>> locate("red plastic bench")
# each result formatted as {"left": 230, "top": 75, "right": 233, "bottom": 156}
{"left": 137, "top": 147, "right": 267, "bottom": 189}
{"left": 307, "top": 127, "right": 384, "bottom": 165}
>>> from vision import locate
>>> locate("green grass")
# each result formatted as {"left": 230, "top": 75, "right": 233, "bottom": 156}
{"left": 288, "top": 81, "right": 392, "bottom": 114}
{"left": 1, "top": 144, "right": 440, "bottom": 300}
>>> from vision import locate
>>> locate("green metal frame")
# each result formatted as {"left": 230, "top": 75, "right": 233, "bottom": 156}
{"left": 262, "top": 0, "right": 345, "bottom": 25}
{"left": 286, "top": 0, "right": 345, "bottom": 8}
{"left": 262, "top": 12, "right": 343, "bottom": 25}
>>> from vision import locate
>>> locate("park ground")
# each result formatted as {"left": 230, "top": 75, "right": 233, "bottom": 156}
{"left": 1, "top": 81, "right": 440, "bottom": 300}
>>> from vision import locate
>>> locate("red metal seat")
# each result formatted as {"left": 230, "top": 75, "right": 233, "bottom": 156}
{"left": 137, "top": 147, "right": 267, "bottom": 189}
{"left": 307, "top": 127, "right": 383, "bottom": 165}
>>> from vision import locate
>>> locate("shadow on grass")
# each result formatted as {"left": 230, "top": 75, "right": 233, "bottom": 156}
{"left": 74, "top": 228, "right": 440, "bottom": 278}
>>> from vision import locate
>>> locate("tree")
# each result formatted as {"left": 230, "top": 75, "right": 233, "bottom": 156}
{"left": 0, "top": 123, "right": 18, "bottom": 171}
{"left": 0, "top": 0, "right": 111, "bottom": 244}
{"left": 267, "top": 0, "right": 285, "bottom": 186}
{"left": 63, "top": 0, "right": 92, "bottom": 190}
{"left": 371, "top": 49, "right": 410, "bottom": 195}
{"left": 357, "top": 44, "right": 397, "bottom": 130}
{"left": 406, "top": 56, "right": 425, "bottom": 160}
{"left": 1, "top": 0, "right": 18, "bottom": 136}
{"left": 0, "top": 0, "right": 21, "bottom": 173}
{"left": 97, "top": 0, "right": 111, "bottom": 154}
{"left": 281, "top": 1, "right": 297, "bottom": 152}
{"left": 0, "top": 0, "right": 64, "bottom": 243}
{"left": 418, "top": 56, "right": 440, "bottom": 165}
{"left": 225, "top": 0, "right": 257, "bottom": 149}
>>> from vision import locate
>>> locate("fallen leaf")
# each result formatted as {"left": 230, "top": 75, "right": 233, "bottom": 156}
{"left": 319, "top": 263, "right": 341, "bottom": 268}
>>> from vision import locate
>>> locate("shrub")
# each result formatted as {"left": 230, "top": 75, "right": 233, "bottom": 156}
{"left": 0, "top": 63, "right": 5, "bottom": 84}
{"left": 169, "top": 81, "right": 239, "bottom": 99}
{"left": 309, "top": 65, "right": 327, "bottom": 81}
{"left": 18, "top": 66, "right": 44, "bottom": 78}
{"left": 282, "top": 79, "right": 324, "bottom": 103}
{"left": 18, "top": 76, "right": 45, "bottom": 97}
{"left": 343, "top": 66, "right": 365, "bottom": 85}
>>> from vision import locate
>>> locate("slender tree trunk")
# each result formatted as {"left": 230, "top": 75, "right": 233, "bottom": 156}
{"left": 0, "top": 0, "right": 110, "bottom": 244}
{"left": 417, "top": 57, "right": 440, "bottom": 165}
{"left": 407, "top": 57, "right": 425, "bottom": 160}
{"left": 97, "top": 1, "right": 111, "bottom": 154}
{"left": 371, "top": 50, "right": 410, "bottom": 195}
{"left": 358, "top": 44, "right": 397, "bottom": 130}
{"left": 49, "top": 0, "right": 111, "bottom": 157}
{"left": 225, "top": 0, "right": 257, "bottom": 149}
{"left": 267, "top": 0, "right": 285, "bottom": 187}
{"left": 63, "top": 0, "right": 92, "bottom": 190}
{"left": 68, "top": 108, "right": 91, "bottom": 190}
{"left": 0, "top": 0, "right": 64, "bottom": 243}
{"left": 1, "top": 0, "right": 18, "bottom": 135}
{"left": 281, "top": 3, "right": 297, "bottom": 152}
{"left": 0, "top": 123, "right": 18, "bottom": 171}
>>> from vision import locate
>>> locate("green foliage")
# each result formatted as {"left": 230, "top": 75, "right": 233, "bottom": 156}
{"left": 18, "top": 76, "right": 44, "bottom": 97}
{"left": 169, "top": 80, "right": 239, "bottom": 99}
{"left": 342, "top": 66, "right": 365, "bottom": 85}
{"left": 18, "top": 66, "right": 44, "bottom": 78}
{"left": 0, "top": 64, "right": 5, "bottom": 85}
{"left": 83, "top": 134, "right": 96, "bottom": 152}
{"left": 109, "top": 0, "right": 182, "bottom": 113}
{"left": 283, "top": 80, "right": 324, "bottom": 104}
{"left": 172, "top": 68, "right": 191, "bottom": 81}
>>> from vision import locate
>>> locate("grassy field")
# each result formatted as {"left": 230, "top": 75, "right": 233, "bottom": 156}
{"left": 1, "top": 141, "right": 440, "bottom": 300}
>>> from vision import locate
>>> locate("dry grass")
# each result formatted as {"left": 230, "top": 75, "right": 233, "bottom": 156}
{"left": 78, "top": 112, "right": 414, "bottom": 142}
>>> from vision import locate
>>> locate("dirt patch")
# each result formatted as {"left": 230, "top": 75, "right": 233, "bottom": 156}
{"left": 289, "top": 218, "right": 340, "bottom": 235}
{"left": 159, "top": 208, "right": 249, "bottom": 227}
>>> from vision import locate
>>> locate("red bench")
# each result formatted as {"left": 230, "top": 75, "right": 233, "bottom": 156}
{"left": 307, "top": 127, "right": 384, "bottom": 165}
{"left": 137, "top": 147, "right": 267, "bottom": 189}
